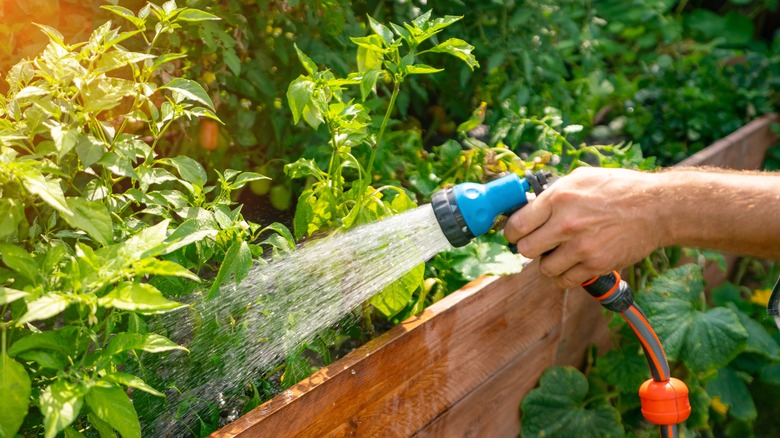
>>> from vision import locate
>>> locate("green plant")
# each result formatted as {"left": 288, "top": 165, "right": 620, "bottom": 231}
{"left": 521, "top": 259, "right": 780, "bottom": 437}
{"left": 0, "top": 3, "right": 280, "bottom": 436}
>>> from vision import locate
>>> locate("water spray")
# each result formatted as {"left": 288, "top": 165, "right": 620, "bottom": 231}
{"left": 430, "top": 172, "right": 691, "bottom": 438}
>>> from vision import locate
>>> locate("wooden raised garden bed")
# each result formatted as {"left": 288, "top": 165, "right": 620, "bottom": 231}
{"left": 212, "top": 114, "right": 778, "bottom": 438}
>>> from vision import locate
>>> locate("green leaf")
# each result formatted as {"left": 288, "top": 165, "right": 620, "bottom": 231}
{"left": 162, "top": 156, "right": 207, "bottom": 187}
{"left": 207, "top": 240, "right": 252, "bottom": 300}
{"left": 39, "top": 380, "right": 85, "bottom": 438}
{"left": 100, "top": 5, "right": 144, "bottom": 27}
{"left": 285, "top": 158, "right": 326, "bottom": 181}
{"left": 450, "top": 239, "right": 523, "bottom": 281}
{"left": 161, "top": 219, "right": 218, "bottom": 254}
{"left": 636, "top": 264, "right": 748, "bottom": 372}
{"left": 0, "top": 198, "right": 24, "bottom": 240}
{"left": 76, "top": 135, "right": 107, "bottom": 168}
{"left": 367, "top": 15, "right": 393, "bottom": 46}
{"left": 98, "top": 282, "right": 185, "bottom": 314}
{"left": 102, "top": 372, "right": 164, "bottom": 397}
{"left": 521, "top": 366, "right": 624, "bottom": 437}
{"left": 358, "top": 69, "right": 382, "bottom": 101}
{"left": 706, "top": 366, "right": 757, "bottom": 421}
{"left": 0, "top": 286, "right": 28, "bottom": 305}
{"left": 0, "top": 243, "right": 39, "bottom": 283}
{"left": 161, "top": 78, "right": 214, "bottom": 110}
{"left": 230, "top": 171, "right": 269, "bottom": 190}
{"left": 132, "top": 258, "right": 198, "bottom": 281}
{"left": 96, "top": 51, "right": 155, "bottom": 74}
{"left": 405, "top": 64, "right": 444, "bottom": 75}
{"left": 353, "top": 35, "right": 385, "bottom": 73}
{"left": 19, "top": 168, "right": 71, "bottom": 215}
{"left": 17, "top": 293, "right": 70, "bottom": 325}
{"left": 370, "top": 263, "right": 424, "bottom": 318}
{"left": 286, "top": 76, "right": 315, "bottom": 125}
{"left": 429, "top": 38, "right": 479, "bottom": 70}
{"left": 0, "top": 354, "right": 31, "bottom": 437}
{"left": 50, "top": 125, "right": 79, "bottom": 159}
{"left": 729, "top": 303, "right": 780, "bottom": 360}
{"left": 8, "top": 328, "right": 77, "bottom": 357}
{"left": 223, "top": 49, "right": 241, "bottom": 76}
{"left": 175, "top": 8, "right": 220, "bottom": 22}
{"left": 293, "top": 44, "right": 318, "bottom": 76}
{"left": 104, "top": 332, "right": 186, "bottom": 357}
{"left": 86, "top": 383, "right": 141, "bottom": 438}
{"left": 62, "top": 198, "right": 113, "bottom": 246}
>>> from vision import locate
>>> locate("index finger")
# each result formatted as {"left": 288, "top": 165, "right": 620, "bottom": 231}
{"left": 504, "top": 193, "right": 552, "bottom": 243}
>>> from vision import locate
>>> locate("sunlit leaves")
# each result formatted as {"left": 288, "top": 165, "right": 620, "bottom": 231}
{"left": 98, "top": 282, "right": 185, "bottom": 314}
{"left": 85, "top": 383, "right": 142, "bottom": 438}
{"left": 104, "top": 333, "right": 187, "bottom": 357}
{"left": 429, "top": 38, "right": 479, "bottom": 70}
{"left": 161, "top": 78, "right": 215, "bottom": 111}
{"left": 370, "top": 263, "right": 424, "bottom": 318}
{"left": 39, "top": 380, "right": 85, "bottom": 438}
{"left": 0, "top": 354, "right": 31, "bottom": 437}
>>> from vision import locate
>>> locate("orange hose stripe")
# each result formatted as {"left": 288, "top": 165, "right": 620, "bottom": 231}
{"left": 594, "top": 271, "right": 622, "bottom": 301}
{"left": 620, "top": 308, "right": 669, "bottom": 381}
{"left": 581, "top": 276, "right": 599, "bottom": 287}
{"left": 631, "top": 307, "right": 670, "bottom": 365}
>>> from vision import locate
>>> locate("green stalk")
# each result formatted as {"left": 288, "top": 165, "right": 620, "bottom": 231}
{"left": 364, "top": 81, "right": 401, "bottom": 181}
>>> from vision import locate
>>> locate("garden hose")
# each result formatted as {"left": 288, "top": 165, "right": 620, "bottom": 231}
{"left": 431, "top": 172, "right": 691, "bottom": 438}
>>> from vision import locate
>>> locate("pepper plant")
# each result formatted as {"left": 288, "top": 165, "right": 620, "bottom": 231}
{"left": 285, "top": 10, "right": 478, "bottom": 320}
{"left": 0, "top": 3, "right": 279, "bottom": 437}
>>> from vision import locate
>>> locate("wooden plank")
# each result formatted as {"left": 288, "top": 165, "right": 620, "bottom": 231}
{"left": 678, "top": 113, "right": 777, "bottom": 169}
{"left": 212, "top": 264, "right": 565, "bottom": 437}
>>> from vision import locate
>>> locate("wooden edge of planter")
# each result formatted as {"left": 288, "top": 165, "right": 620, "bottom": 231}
{"left": 212, "top": 262, "right": 611, "bottom": 437}
{"left": 677, "top": 113, "right": 778, "bottom": 169}
{"left": 212, "top": 114, "right": 777, "bottom": 438}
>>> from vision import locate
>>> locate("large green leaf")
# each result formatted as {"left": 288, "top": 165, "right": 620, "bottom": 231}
{"left": 39, "top": 380, "right": 85, "bottom": 438}
{"left": 636, "top": 265, "right": 748, "bottom": 372}
{"left": 286, "top": 76, "right": 315, "bottom": 125}
{"left": 429, "top": 38, "right": 479, "bottom": 70}
{"left": 370, "top": 263, "right": 424, "bottom": 318}
{"left": 102, "top": 372, "right": 164, "bottom": 397}
{"left": 728, "top": 303, "right": 780, "bottom": 360}
{"left": 521, "top": 366, "right": 624, "bottom": 437}
{"left": 0, "top": 354, "right": 31, "bottom": 437}
{"left": 98, "top": 282, "right": 184, "bottom": 314}
{"left": 161, "top": 78, "right": 214, "bottom": 110}
{"left": 0, "top": 244, "right": 38, "bottom": 283}
{"left": 0, "top": 286, "right": 28, "bottom": 305}
{"left": 161, "top": 156, "right": 207, "bottom": 188}
{"left": 86, "top": 383, "right": 141, "bottom": 438}
{"left": 19, "top": 168, "right": 70, "bottom": 215}
{"left": 0, "top": 198, "right": 24, "bottom": 240}
{"left": 450, "top": 239, "right": 523, "bottom": 281}
{"left": 62, "top": 197, "right": 113, "bottom": 246}
{"left": 705, "top": 366, "right": 757, "bottom": 422}
{"left": 132, "top": 258, "right": 199, "bottom": 281}
{"left": 8, "top": 328, "right": 78, "bottom": 357}
{"left": 104, "top": 333, "right": 186, "bottom": 357}
{"left": 17, "top": 293, "right": 71, "bottom": 325}
{"left": 206, "top": 240, "right": 252, "bottom": 300}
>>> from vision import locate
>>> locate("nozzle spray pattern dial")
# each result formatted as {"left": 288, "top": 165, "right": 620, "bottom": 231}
{"left": 431, "top": 173, "right": 530, "bottom": 247}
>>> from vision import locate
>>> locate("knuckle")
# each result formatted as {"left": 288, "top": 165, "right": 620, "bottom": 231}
{"left": 514, "top": 240, "right": 537, "bottom": 259}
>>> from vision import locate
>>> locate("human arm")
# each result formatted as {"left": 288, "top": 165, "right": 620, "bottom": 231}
{"left": 503, "top": 166, "right": 780, "bottom": 289}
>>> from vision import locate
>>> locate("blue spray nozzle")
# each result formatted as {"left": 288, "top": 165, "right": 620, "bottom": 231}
{"left": 431, "top": 173, "right": 531, "bottom": 247}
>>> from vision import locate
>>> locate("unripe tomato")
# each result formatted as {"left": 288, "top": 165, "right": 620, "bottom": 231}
{"left": 249, "top": 166, "right": 272, "bottom": 196}
{"left": 269, "top": 184, "right": 292, "bottom": 211}
{"left": 199, "top": 119, "right": 219, "bottom": 150}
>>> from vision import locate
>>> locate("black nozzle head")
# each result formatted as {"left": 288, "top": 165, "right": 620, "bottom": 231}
{"left": 431, "top": 188, "right": 473, "bottom": 248}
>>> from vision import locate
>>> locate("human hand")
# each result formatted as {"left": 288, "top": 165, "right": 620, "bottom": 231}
{"left": 504, "top": 167, "right": 666, "bottom": 289}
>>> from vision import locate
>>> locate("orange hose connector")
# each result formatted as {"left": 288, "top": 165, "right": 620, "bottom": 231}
{"left": 638, "top": 378, "right": 691, "bottom": 425}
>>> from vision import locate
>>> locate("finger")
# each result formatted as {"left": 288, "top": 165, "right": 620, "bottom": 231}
{"left": 537, "top": 242, "right": 580, "bottom": 279}
{"left": 553, "top": 263, "right": 600, "bottom": 290}
{"left": 504, "top": 194, "right": 552, "bottom": 243}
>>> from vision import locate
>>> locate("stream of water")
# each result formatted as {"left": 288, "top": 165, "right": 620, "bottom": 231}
{"left": 149, "top": 204, "right": 452, "bottom": 435}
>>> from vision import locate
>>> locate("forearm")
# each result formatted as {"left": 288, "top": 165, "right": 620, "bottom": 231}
{"left": 654, "top": 168, "right": 780, "bottom": 260}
